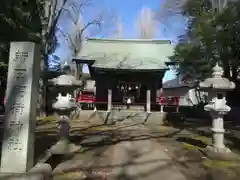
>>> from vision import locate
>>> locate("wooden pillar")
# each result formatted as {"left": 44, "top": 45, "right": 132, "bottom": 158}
{"left": 74, "top": 63, "right": 79, "bottom": 99}
{"left": 107, "top": 89, "right": 112, "bottom": 111}
{"left": 146, "top": 89, "right": 151, "bottom": 112}
{"left": 160, "top": 88, "right": 164, "bottom": 113}
{"left": 93, "top": 85, "right": 96, "bottom": 111}
{"left": 79, "top": 91, "right": 82, "bottom": 110}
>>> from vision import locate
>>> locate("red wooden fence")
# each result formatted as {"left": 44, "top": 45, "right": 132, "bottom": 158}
{"left": 77, "top": 93, "right": 180, "bottom": 106}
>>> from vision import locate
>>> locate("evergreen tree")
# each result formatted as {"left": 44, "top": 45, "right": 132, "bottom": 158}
{"left": 166, "top": 0, "right": 240, "bottom": 81}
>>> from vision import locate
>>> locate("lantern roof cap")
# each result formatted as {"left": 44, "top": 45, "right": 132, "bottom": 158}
{"left": 199, "top": 63, "right": 235, "bottom": 91}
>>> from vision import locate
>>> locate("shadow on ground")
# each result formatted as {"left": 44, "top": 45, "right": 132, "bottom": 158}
{"left": 0, "top": 118, "right": 239, "bottom": 180}
{"left": 166, "top": 109, "right": 240, "bottom": 155}
{"left": 34, "top": 122, "right": 240, "bottom": 180}
{"left": 176, "top": 137, "right": 208, "bottom": 149}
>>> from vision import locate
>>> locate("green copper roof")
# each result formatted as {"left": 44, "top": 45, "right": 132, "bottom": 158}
{"left": 76, "top": 38, "right": 174, "bottom": 70}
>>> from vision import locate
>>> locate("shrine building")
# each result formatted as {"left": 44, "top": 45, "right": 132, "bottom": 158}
{"left": 73, "top": 38, "right": 174, "bottom": 112}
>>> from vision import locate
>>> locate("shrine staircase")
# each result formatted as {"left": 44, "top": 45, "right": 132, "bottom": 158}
{"left": 98, "top": 110, "right": 149, "bottom": 124}
{"left": 77, "top": 104, "right": 166, "bottom": 125}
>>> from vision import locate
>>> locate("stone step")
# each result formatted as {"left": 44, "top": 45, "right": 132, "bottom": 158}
{"left": 112, "top": 105, "right": 145, "bottom": 111}
{"left": 98, "top": 111, "right": 148, "bottom": 122}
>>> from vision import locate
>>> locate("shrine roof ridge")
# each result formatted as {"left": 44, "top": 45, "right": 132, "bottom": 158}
{"left": 86, "top": 38, "right": 171, "bottom": 44}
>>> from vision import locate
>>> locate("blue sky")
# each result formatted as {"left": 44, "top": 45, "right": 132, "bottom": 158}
{"left": 49, "top": 0, "right": 187, "bottom": 81}
{"left": 86, "top": 0, "right": 187, "bottom": 40}
{"left": 96, "top": 0, "right": 162, "bottom": 38}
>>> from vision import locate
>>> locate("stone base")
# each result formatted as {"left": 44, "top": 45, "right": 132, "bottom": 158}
{"left": 0, "top": 163, "right": 52, "bottom": 180}
{"left": 79, "top": 110, "right": 104, "bottom": 125}
{"left": 207, "top": 145, "right": 231, "bottom": 153}
{"left": 97, "top": 111, "right": 166, "bottom": 125}
{"left": 50, "top": 139, "right": 81, "bottom": 155}
{"left": 143, "top": 112, "right": 167, "bottom": 125}
{"left": 202, "top": 145, "right": 240, "bottom": 161}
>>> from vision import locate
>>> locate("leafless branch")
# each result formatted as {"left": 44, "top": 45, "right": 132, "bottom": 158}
{"left": 42, "top": 0, "right": 92, "bottom": 54}
{"left": 136, "top": 7, "right": 158, "bottom": 39}
{"left": 85, "top": 9, "right": 117, "bottom": 38}
{"left": 111, "top": 15, "right": 123, "bottom": 38}
{"left": 80, "top": 19, "right": 101, "bottom": 35}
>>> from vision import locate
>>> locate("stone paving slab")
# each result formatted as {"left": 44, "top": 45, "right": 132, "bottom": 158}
{"left": 37, "top": 119, "right": 240, "bottom": 180}
{"left": 111, "top": 140, "right": 187, "bottom": 180}
{"left": 52, "top": 144, "right": 113, "bottom": 180}
{"left": 45, "top": 123, "right": 187, "bottom": 180}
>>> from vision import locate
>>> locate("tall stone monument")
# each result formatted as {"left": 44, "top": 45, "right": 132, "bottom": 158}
{"left": 1, "top": 42, "right": 40, "bottom": 173}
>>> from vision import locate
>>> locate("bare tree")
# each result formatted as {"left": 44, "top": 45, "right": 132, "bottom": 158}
{"left": 56, "top": 5, "right": 116, "bottom": 76}
{"left": 39, "top": 0, "right": 113, "bottom": 115}
{"left": 59, "top": 6, "right": 116, "bottom": 54}
{"left": 39, "top": 0, "right": 111, "bottom": 69}
{"left": 111, "top": 15, "right": 124, "bottom": 39}
{"left": 136, "top": 7, "right": 158, "bottom": 39}
{"left": 38, "top": 0, "right": 85, "bottom": 115}
{"left": 38, "top": 0, "right": 67, "bottom": 70}
{"left": 155, "top": 0, "right": 192, "bottom": 43}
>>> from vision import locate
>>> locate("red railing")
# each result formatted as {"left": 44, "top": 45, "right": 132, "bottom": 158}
{"left": 156, "top": 95, "right": 180, "bottom": 106}
{"left": 77, "top": 94, "right": 96, "bottom": 103}
{"left": 77, "top": 94, "right": 180, "bottom": 106}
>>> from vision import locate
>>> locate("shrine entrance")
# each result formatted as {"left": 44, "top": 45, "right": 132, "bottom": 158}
{"left": 91, "top": 69, "right": 164, "bottom": 112}
{"left": 117, "top": 81, "right": 142, "bottom": 105}
{"left": 73, "top": 38, "right": 174, "bottom": 112}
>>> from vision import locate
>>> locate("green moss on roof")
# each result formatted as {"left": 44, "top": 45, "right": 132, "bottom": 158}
{"left": 77, "top": 38, "right": 174, "bottom": 70}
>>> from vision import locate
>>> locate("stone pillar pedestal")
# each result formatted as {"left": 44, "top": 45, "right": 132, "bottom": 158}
{"left": 107, "top": 89, "right": 112, "bottom": 111}
{"left": 56, "top": 115, "right": 70, "bottom": 153}
{"left": 160, "top": 105, "right": 164, "bottom": 113}
{"left": 206, "top": 109, "right": 230, "bottom": 153}
{"left": 204, "top": 98, "right": 231, "bottom": 153}
{"left": 50, "top": 95, "right": 81, "bottom": 155}
{"left": 146, "top": 89, "right": 151, "bottom": 112}
{"left": 176, "top": 106, "right": 179, "bottom": 113}
{"left": 212, "top": 116, "right": 225, "bottom": 149}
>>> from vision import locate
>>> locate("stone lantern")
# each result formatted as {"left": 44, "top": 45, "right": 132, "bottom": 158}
{"left": 48, "top": 73, "right": 82, "bottom": 155}
{"left": 199, "top": 63, "right": 235, "bottom": 153}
